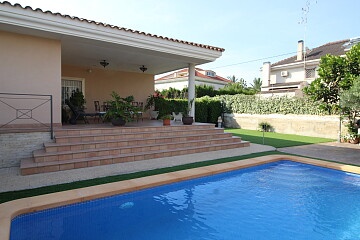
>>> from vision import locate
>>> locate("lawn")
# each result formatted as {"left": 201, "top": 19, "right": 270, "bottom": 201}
{"left": 225, "top": 128, "right": 334, "bottom": 148}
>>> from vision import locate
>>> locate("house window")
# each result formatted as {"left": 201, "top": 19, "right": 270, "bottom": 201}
{"left": 206, "top": 71, "right": 215, "bottom": 77}
{"left": 177, "top": 72, "right": 188, "bottom": 77}
{"left": 61, "top": 78, "right": 84, "bottom": 105}
{"left": 305, "top": 68, "right": 316, "bottom": 79}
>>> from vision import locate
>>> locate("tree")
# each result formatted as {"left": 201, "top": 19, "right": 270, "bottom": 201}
{"left": 160, "top": 87, "right": 181, "bottom": 99}
{"left": 340, "top": 77, "right": 360, "bottom": 132}
{"left": 227, "top": 75, "right": 238, "bottom": 83}
{"left": 303, "top": 43, "right": 360, "bottom": 113}
{"left": 219, "top": 82, "right": 256, "bottom": 95}
{"left": 238, "top": 78, "right": 247, "bottom": 88}
{"left": 250, "top": 77, "right": 262, "bottom": 92}
{"left": 195, "top": 85, "right": 216, "bottom": 97}
{"left": 346, "top": 43, "right": 360, "bottom": 80}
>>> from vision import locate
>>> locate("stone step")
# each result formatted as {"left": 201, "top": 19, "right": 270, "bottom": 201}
{"left": 34, "top": 137, "right": 242, "bottom": 163}
{"left": 44, "top": 132, "right": 234, "bottom": 153}
{"left": 54, "top": 128, "right": 225, "bottom": 144}
{"left": 20, "top": 141, "right": 250, "bottom": 175}
{"left": 54, "top": 124, "right": 214, "bottom": 137}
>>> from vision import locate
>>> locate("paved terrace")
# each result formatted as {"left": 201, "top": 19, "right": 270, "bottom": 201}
{"left": 0, "top": 143, "right": 275, "bottom": 193}
{"left": 1, "top": 118, "right": 359, "bottom": 193}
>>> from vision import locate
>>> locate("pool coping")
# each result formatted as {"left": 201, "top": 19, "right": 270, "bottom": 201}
{"left": 2, "top": 154, "right": 360, "bottom": 240}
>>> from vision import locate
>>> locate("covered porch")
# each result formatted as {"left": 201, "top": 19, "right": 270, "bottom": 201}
{"left": 0, "top": 1, "right": 225, "bottom": 133}
{"left": 0, "top": 2, "right": 232, "bottom": 174}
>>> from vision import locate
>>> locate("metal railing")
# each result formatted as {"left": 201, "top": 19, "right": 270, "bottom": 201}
{"left": 0, "top": 93, "right": 53, "bottom": 139}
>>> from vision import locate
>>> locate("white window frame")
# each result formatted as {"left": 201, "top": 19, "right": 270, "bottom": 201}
{"left": 61, "top": 77, "right": 85, "bottom": 105}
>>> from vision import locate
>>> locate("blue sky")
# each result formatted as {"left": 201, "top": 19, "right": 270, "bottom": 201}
{"left": 8, "top": 0, "right": 360, "bottom": 83}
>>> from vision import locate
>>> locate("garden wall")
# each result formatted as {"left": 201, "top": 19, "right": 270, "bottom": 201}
{"left": 224, "top": 113, "right": 346, "bottom": 139}
{"left": 0, "top": 132, "right": 51, "bottom": 168}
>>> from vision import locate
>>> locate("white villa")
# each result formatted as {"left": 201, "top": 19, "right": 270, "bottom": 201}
{"left": 155, "top": 68, "right": 231, "bottom": 91}
{"left": 260, "top": 38, "right": 359, "bottom": 97}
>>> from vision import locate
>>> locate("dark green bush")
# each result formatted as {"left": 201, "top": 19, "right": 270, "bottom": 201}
{"left": 218, "top": 94, "right": 333, "bottom": 115}
{"left": 157, "top": 97, "right": 223, "bottom": 124}
{"left": 194, "top": 99, "right": 208, "bottom": 122}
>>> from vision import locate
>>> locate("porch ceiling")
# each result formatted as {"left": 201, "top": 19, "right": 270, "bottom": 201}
{"left": 60, "top": 35, "right": 208, "bottom": 75}
{"left": 0, "top": 2, "right": 224, "bottom": 75}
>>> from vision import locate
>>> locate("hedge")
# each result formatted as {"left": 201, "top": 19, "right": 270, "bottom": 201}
{"left": 217, "top": 94, "right": 333, "bottom": 115}
{"left": 154, "top": 97, "right": 223, "bottom": 124}
{"left": 154, "top": 95, "right": 331, "bottom": 124}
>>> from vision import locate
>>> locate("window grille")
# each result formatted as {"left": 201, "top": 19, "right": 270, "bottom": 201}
{"left": 61, "top": 79, "right": 83, "bottom": 105}
{"left": 305, "top": 68, "right": 316, "bottom": 78}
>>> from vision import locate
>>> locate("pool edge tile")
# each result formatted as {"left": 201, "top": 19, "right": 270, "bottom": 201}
{"left": 2, "top": 154, "right": 360, "bottom": 240}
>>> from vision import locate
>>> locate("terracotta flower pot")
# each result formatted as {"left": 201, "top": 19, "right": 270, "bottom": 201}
{"left": 163, "top": 119, "right": 171, "bottom": 126}
{"left": 349, "top": 137, "right": 359, "bottom": 144}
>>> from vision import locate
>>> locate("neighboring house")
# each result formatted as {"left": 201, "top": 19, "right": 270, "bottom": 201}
{"left": 155, "top": 68, "right": 231, "bottom": 91}
{"left": 260, "top": 38, "right": 359, "bottom": 97}
{"left": 0, "top": 2, "right": 224, "bottom": 130}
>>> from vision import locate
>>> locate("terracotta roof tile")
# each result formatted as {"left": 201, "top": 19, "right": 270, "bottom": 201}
{"left": 1, "top": 1, "right": 225, "bottom": 52}
{"left": 272, "top": 39, "right": 349, "bottom": 66}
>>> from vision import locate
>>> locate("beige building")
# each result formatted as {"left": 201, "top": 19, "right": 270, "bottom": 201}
{"left": 155, "top": 68, "right": 231, "bottom": 91}
{"left": 260, "top": 38, "right": 359, "bottom": 97}
{"left": 0, "top": 2, "right": 224, "bottom": 133}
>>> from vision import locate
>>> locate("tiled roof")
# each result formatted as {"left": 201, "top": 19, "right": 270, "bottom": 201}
{"left": 272, "top": 39, "right": 349, "bottom": 67}
{"left": 156, "top": 68, "right": 231, "bottom": 83}
{"left": 1, "top": 1, "right": 225, "bottom": 52}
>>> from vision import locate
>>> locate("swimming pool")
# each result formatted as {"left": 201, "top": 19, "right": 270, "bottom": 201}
{"left": 10, "top": 159, "right": 360, "bottom": 240}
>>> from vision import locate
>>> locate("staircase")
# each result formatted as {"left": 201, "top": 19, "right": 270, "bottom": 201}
{"left": 20, "top": 124, "right": 250, "bottom": 175}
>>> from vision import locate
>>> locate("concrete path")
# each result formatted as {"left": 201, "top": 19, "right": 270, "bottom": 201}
{"left": 0, "top": 143, "right": 275, "bottom": 193}
{"left": 278, "top": 142, "right": 360, "bottom": 166}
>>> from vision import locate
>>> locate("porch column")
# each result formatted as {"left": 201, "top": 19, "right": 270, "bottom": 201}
{"left": 188, "top": 63, "right": 196, "bottom": 119}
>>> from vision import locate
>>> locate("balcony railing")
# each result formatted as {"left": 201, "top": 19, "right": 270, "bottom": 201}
{"left": 0, "top": 93, "right": 53, "bottom": 139}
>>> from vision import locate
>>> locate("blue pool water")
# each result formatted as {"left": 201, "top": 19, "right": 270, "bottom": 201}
{"left": 10, "top": 161, "right": 360, "bottom": 240}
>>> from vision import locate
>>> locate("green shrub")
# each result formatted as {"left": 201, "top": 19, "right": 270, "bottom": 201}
{"left": 194, "top": 99, "right": 208, "bottom": 122}
{"left": 218, "top": 94, "right": 332, "bottom": 115}
{"left": 157, "top": 97, "right": 223, "bottom": 124}
{"left": 258, "top": 122, "right": 273, "bottom": 132}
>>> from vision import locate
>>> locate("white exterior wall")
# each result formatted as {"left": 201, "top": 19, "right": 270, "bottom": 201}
{"left": 155, "top": 80, "right": 189, "bottom": 91}
{"left": 270, "top": 66, "right": 305, "bottom": 84}
{"left": 269, "top": 60, "right": 319, "bottom": 86}
{"left": 155, "top": 79, "right": 227, "bottom": 91}
{"left": 261, "top": 62, "right": 271, "bottom": 87}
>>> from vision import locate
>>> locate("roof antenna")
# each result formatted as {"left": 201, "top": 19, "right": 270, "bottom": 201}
{"left": 299, "top": 0, "right": 317, "bottom": 71}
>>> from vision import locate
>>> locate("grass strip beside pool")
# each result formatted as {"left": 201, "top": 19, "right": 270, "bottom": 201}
{"left": 226, "top": 128, "right": 334, "bottom": 148}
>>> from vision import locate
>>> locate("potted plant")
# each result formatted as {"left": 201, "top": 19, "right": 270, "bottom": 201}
{"left": 182, "top": 98, "right": 194, "bottom": 125}
{"left": 161, "top": 114, "right": 172, "bottom": 126}
{"left": 349, "top": 133, "right": 359, "bottom": 144}
{"left": 68, "top": 88, "right": 86, "bottom": 124}
{"left": 258, "top": 122, "right": 272, "bottom": 132}
{"left": 104, "top": 91, "right": 136, "bottom": 126}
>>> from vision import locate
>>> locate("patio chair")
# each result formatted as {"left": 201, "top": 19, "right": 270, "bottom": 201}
{"left": 94, "top": 101, "right": 106, "bottom": 122}
{"left": 131, "top": 101, "right": 144, "bottom": 122}
{"left": 65, "top": 99, "right": 98, "bottom": 124}
{"left": 172, "top": 112, "right": 183, "bottom": 122}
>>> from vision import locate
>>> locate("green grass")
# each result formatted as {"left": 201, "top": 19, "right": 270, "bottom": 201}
{"left": 0, "top": 151, "right": 281, "bottom": 204}
{"left": 225, "top": 128, "right": 334, "bottom": 148}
